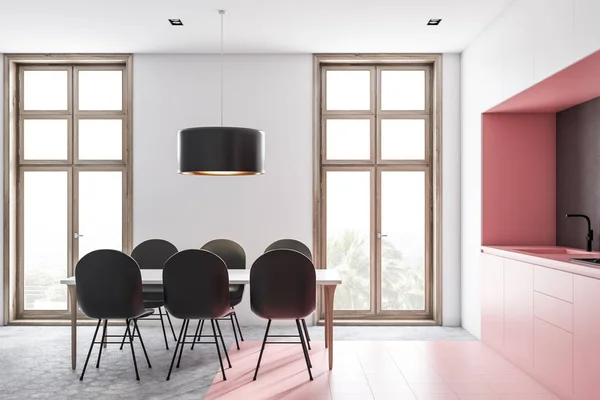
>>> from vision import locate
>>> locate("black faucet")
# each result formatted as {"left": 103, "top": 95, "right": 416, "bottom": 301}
{"left": 566, "top": 214, "right": 594, "bottom": 252}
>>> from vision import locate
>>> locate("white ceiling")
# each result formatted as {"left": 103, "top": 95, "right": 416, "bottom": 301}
{"left": 0, "top": 0, "right": 513, "bottom": 53}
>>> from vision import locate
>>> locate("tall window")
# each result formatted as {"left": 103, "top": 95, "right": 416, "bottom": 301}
{"left": 14, "top": 62, "right": 131, "bottom": 319}
{"left": 316, "top": 56, "right": 441, "bottom": 322}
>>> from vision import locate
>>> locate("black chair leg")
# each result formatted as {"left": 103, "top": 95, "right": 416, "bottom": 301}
{"left": 215, "top": 319, "right": 232, "bottom": 368}
{"left": 165, "top": 309, "right": 177, "bottom": 341}
{"left": 96, "top": 319, "right": 108, "bottom": 368}
{"left": 133, "top": 319, "right": 152, "bottom": 368}
{"left": 253, "top": 319, "right": 271, "bottom": 381}
{"left": 233, "top": 309, "right": 244, "bottom": 341}
{"left": 166, "top": 320, "right": 186, "bottom": 381}
{"left": 119, "top": 319, "right": 132, "bottom": 350}
{"left": 79, "top": 319, "right": 101, "bottom": 381}
{"left": 176, "top": 319, "right": 189, "bottom": 368}
{"left": 191, "top": 320, "right": 203, "bottom": 350}
{"left": 230, "top": 313, "right": 240, "bottom": 350}
{"left": 125, "top": 319, "right": 140, "bottom": 381}
{"left": 301, "top": 319, "right": 311, "bottom": 350}
{"left": 296, "top": 319, "right": 313, "bottom": 381}
{"left": 298, "top": 320, "right": 312, "bottom": 369}
{"left": 158, "top": 307, "right": 169, "bottom": 350}
{"left": 211, "top": 319, "right": 227, "bottom": 381}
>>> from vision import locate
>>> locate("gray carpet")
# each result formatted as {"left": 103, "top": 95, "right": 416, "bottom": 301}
{"left": 0, "top": 323, "right": 474, "bottom": 400}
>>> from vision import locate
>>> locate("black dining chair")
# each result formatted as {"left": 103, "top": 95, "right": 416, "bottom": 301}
{"left": 265, "top": 239, "right": 312, "bottom": 260}
{"left": 163, "top": 249, "right": 232, "bottom": 381}
{"left": 118, "top": 239, "right": 178, "bottom": 350}
{"left": 75, "top": 249, "right": 153, "bottom": 381}
{"left": 264, "top": 239, "right": 313, "bottom": 349}
{"left": 191, "top": 239, "right": 245, "bottom": 350}
{"left": 250, "top": 249, "right": 316, "bottom": 381}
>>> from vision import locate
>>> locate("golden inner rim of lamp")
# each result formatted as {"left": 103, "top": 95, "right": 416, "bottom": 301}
{"left": 180, "top": 171, "right": 262, "bottom": 176}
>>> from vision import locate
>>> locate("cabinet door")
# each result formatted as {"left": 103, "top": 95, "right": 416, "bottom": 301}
{"left": 574, "top": 275, "right": 600, "bottom": 400}
{"left": 534, "top": 317, "right": 573, "bottom": 395}
{"left": 504, "top": 259, "right": 534, "bottom": 367}
{"left": 481, "top": 253, "right": 504, "bottom": 351}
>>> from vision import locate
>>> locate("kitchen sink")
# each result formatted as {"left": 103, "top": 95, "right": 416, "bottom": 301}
{"left": 570, "top": 258, "right": 600, "bottom": 266}
{"left": 513, "top": 247, "right": 591, "bottom": 255}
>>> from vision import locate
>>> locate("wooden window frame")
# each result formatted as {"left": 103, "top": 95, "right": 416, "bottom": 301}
{"left": 313, "top": 54, "right": 443, "bottom": 325}
{"left": 3, "top": 54, "right": 133, "bottom": 324}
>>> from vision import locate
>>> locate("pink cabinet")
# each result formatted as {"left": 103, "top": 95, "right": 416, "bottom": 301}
{"left": 481, "top": 253, "right": 504, "bottom": 351}
{"left": 533, "top": 317, "right": 573, "bottom": 395}
{"left": 574, "top": 275, "right": 600, "bottom": 400}
{"left": 503, "top": 259, "right": 534, "bottom": 368}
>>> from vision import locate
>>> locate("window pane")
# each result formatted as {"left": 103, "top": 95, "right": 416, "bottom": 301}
{"left": 381, "top": 119, "right": 426, "bottom": 160}
{"left": 326, "top": 171, "right": 371, "bottom": 311}
{"left": 78, "top": 171, "right": 122, "bottom": 260}
{"left": 326, "top": 70, "right": 371, "bottom": 111}
{"left": 23, "top": 119, "right": 68, "bottom": 160}
{"left": 380, "top": 171, "right": 425, "bottom": 311}
{"left": 23, "top": 70, "right": 68, "bottom": 111}
{"left": 78, "top": 70, "right": 123, "bottom": 111}
{"left": 78, "top": 119, "right": 122, "bottom": 160}
{"left": 326, "top": 119, "right": 371, "bottom": 160}
{"left": 23, "top": 171, "right": 68, "bottom": 310}
{"left": 381, "top": 70, "right": 425, "bottom": 111}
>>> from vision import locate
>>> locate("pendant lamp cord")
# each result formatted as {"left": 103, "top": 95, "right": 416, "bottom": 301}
{"left": 219, "top": 10, "right": 225, "bottom": 127}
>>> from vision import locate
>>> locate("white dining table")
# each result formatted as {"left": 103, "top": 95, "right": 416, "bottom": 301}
{"left": 60, "top": 269, "right": 341, "bottom": 371}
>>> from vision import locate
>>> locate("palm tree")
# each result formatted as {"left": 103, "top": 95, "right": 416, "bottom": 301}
{"left": 327, "top": 229, "right": 424, "bottom": 311}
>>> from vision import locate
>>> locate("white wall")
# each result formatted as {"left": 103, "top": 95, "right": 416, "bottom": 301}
{"left": 133, "top": 53, "right": 462, "bottom": 326}
{"left": 442, "top": 54, "right": 461, "bottom": 326}
{"left": 133, "top": 54, "right": 313, "bottom": 326}
{"left": 461, "top": 0, "right": 600, "bottom": 337}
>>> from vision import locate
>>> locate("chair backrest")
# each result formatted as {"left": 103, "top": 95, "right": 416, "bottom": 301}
{"left": 265, "top": 239, "right": 312, "bottom": 261}
{"left": 202, "top": 239, "right": 245, "bottom": 270}
{"left": 75, "top": 249, "right": 145, "bottom": 320}
{"left": 163, "top": 249, "right": 230, "bottom": 320}
{"left": 250, "top": 249, "right": 316, "bottom": 320}
{"left": 131, "top": 239, "right": 178, "bottom": 270}
{"left": 202, "top": 239, "right": 246, "bottom": 303}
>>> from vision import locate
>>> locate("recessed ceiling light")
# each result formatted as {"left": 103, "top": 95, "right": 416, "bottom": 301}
{"left": 169, "top": 19, "right": 183, "bottom": 26}
{"left": 427, "top": 18, "right": 442, "bottom": 26}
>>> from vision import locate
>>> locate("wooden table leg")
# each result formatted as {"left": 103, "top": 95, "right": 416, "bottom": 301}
{"left": 324, "top": 287, "right": 329, "bottom": 349}
{"left": 69, "top": 286, "right": 77, "bottom": 370}
{"left": 324, "top": 285, "right": 337, "bottom": 370}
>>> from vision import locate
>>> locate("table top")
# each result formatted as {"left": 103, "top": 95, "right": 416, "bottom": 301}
{"left": 60, "top": 268, "right": 342, "bottom": 286}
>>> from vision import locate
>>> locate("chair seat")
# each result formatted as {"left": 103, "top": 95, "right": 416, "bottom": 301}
{"left": 143, "top": 299, "right": 165, "bottom": 309}
{"left": 230, "top": 296, "right": 243, "bottom": 308}
{"left": 134, "top": 309, "right": 156, "bottom": 319}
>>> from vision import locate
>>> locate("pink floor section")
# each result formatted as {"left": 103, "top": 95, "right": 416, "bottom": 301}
{"left": 205, "top": 341, "right": 561, "bottom": 400}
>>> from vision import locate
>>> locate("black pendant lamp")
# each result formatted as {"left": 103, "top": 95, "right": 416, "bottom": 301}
{"left": 177, "top": 10, "right": 265, "bottom": 176}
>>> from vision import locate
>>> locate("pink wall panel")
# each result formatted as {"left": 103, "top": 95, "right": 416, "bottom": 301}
{"left": 482, "top": 113, "right": 556, "bottom": 246}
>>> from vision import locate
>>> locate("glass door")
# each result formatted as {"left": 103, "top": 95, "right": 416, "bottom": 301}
{"left": 378, "top": 168, "right": 429, "bottom": 316}
{"left": 16, "top": 64, "right": 131, "bottom": 319}
{"left": 74, "top": 168, "right": 126, "bottom": 263}
{"left": 320, "top": 64, "right": 433, "bottom": 320}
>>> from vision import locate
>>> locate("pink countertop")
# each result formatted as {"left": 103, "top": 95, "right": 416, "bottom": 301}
{"left": 481, "top": 245, "right": 600, "bottom": 280}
